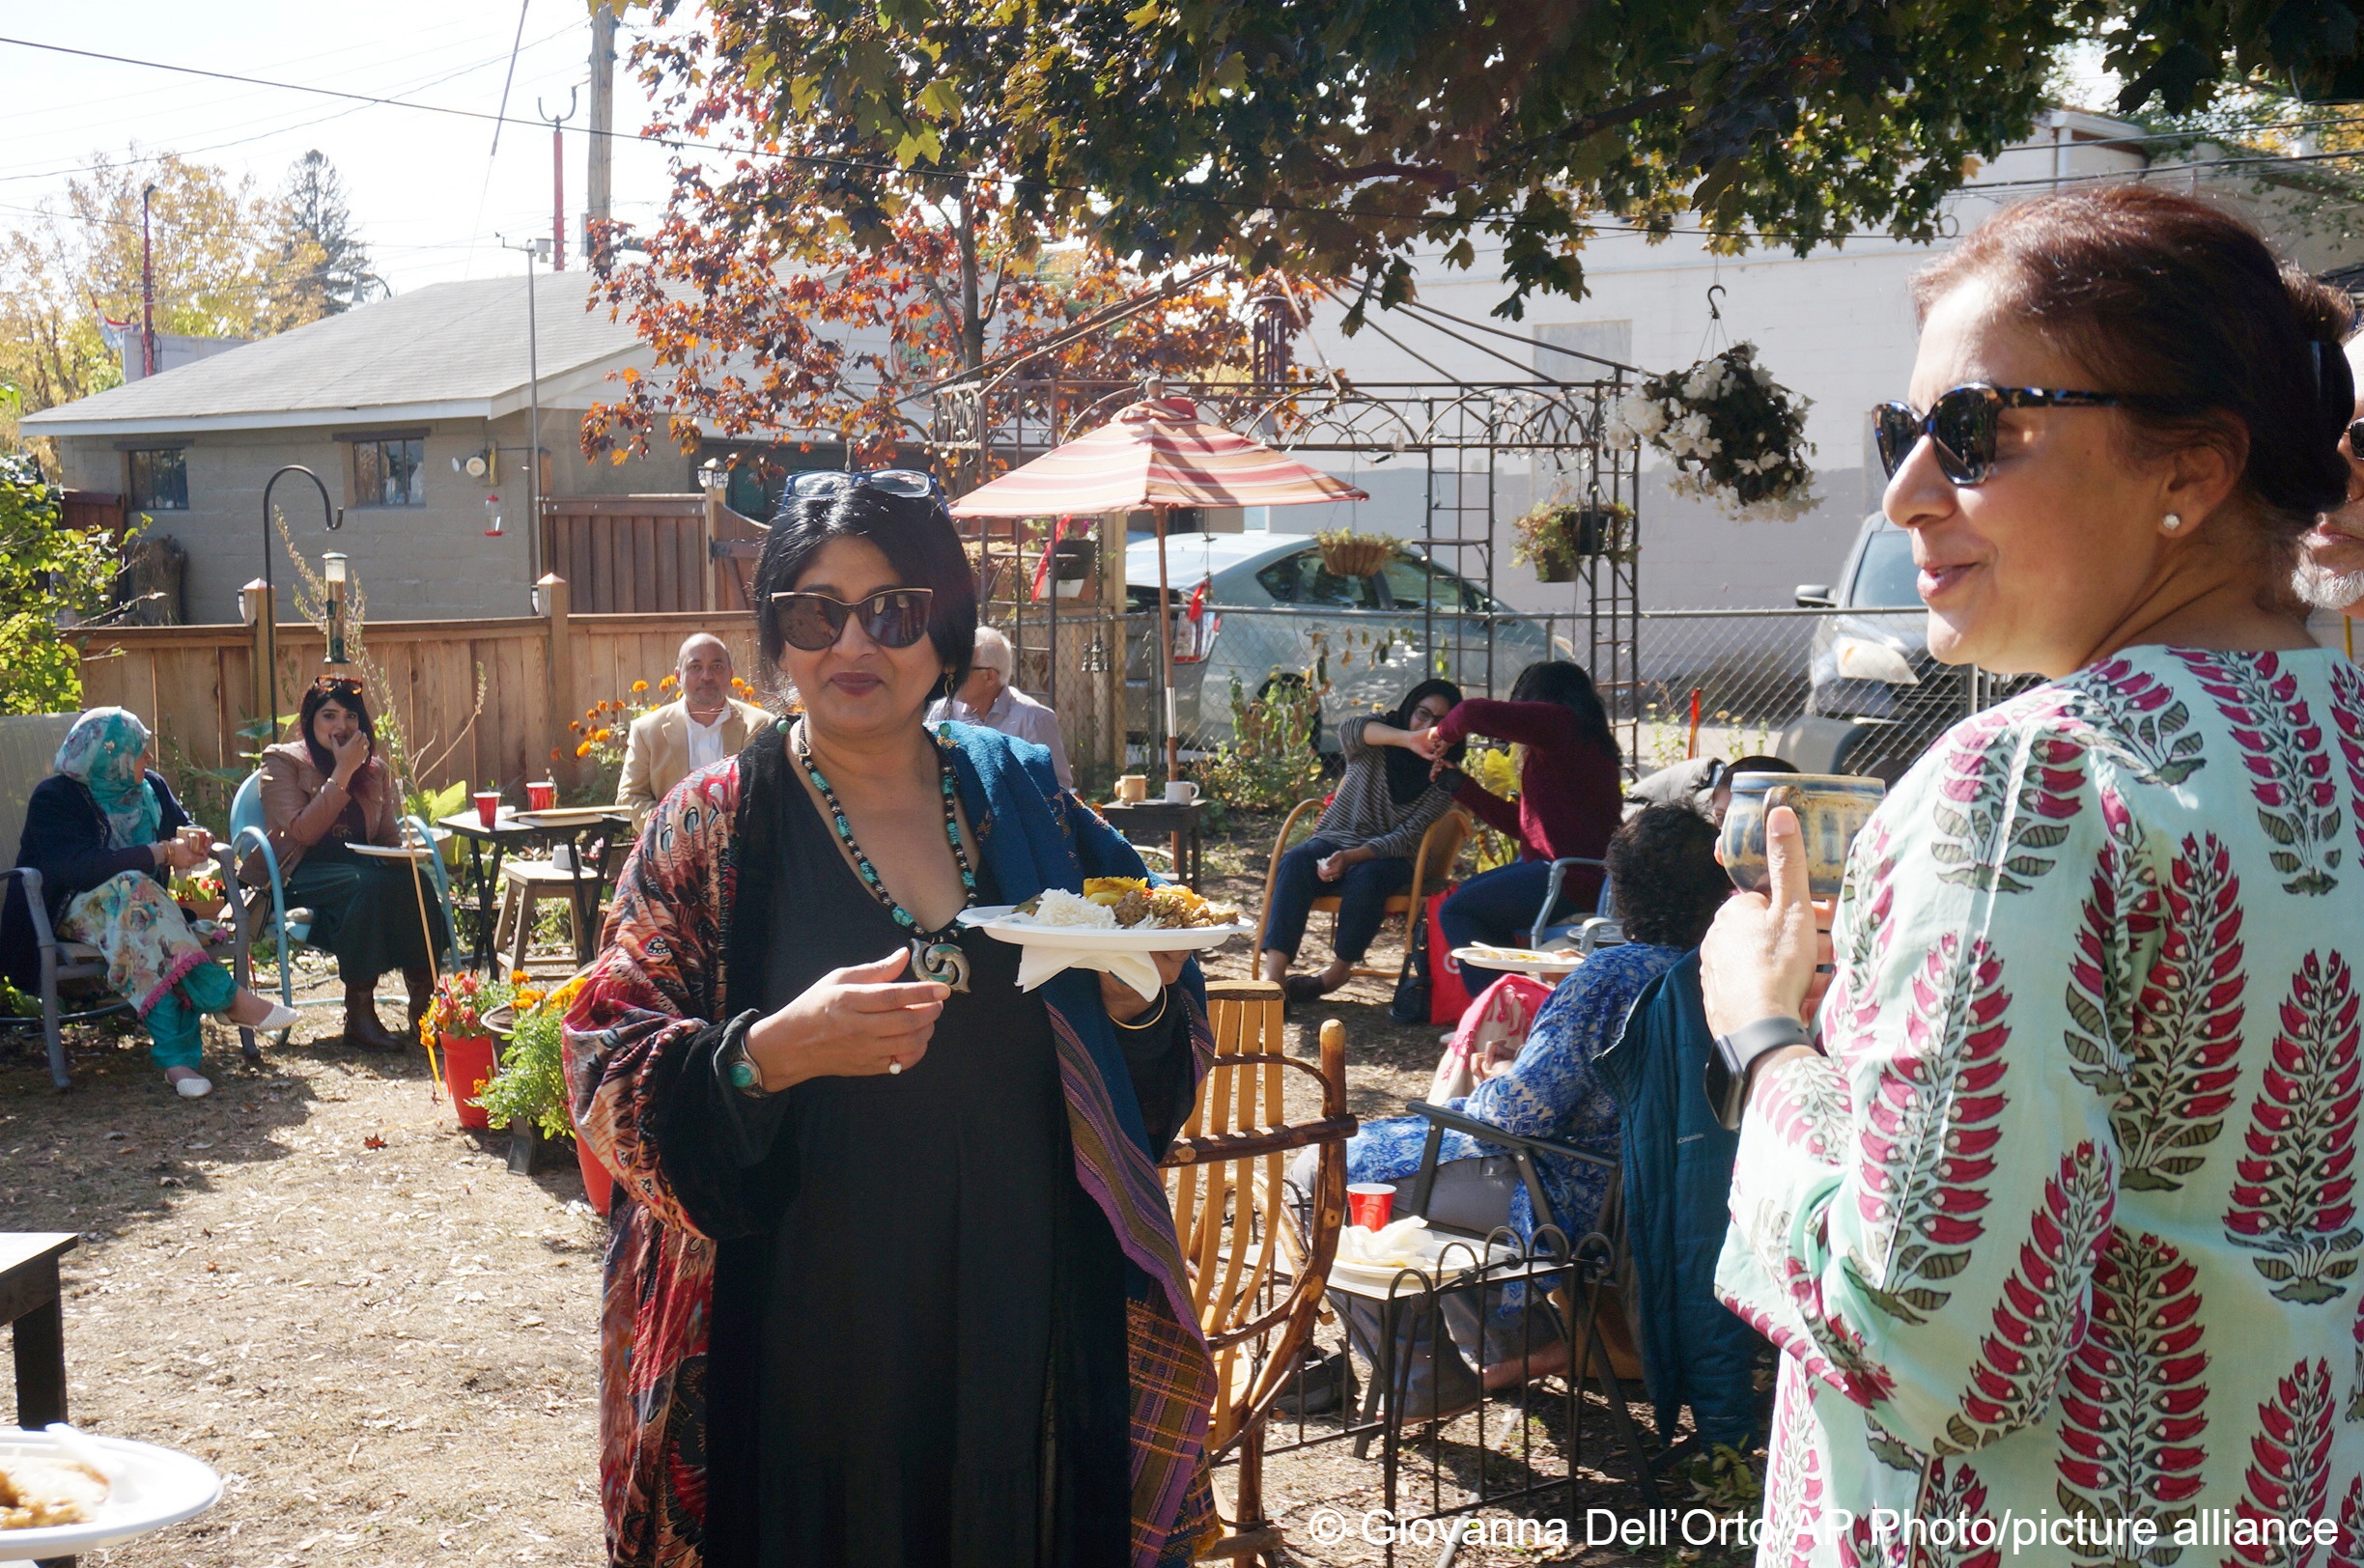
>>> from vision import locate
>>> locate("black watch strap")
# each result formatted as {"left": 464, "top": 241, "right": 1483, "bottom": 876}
{"left": 1704, "top": 1015, "right": 1812, "bottom": 1132}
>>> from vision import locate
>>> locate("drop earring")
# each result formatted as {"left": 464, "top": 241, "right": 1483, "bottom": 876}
{"left": 2161, "top": 513, "right": 2183, "bottom": 534}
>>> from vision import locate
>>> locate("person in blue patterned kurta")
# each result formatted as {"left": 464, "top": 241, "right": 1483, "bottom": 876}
{"left": 1342, "top": 806, "right": 1731, "bottom": 1242}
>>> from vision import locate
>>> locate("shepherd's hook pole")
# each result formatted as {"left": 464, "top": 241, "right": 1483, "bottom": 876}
{"left": 259, "top": 465, "right": 343, "bottom": 734}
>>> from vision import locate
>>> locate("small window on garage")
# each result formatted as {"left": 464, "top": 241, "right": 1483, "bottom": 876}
{"left": 354, "top": 435, "right": 425, "bottom": 506}
{"left": 127, "top": 447, "right": 188, "bottom": 511}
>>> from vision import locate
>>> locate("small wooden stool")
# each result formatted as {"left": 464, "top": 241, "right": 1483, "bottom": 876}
{"left": 492, "top": 859, "right": 589, "bottom": 977}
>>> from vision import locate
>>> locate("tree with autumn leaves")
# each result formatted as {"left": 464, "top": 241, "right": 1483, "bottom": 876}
{"left": 594, "top": 0, "right": 2364, "bottom": 368}
{"left": 582, "top": 1, "right": 1256, "bottom": 474}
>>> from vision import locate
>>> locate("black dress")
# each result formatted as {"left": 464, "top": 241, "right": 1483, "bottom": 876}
{"left": 704, "top": 778, "right": 1145, "bottom": 1567}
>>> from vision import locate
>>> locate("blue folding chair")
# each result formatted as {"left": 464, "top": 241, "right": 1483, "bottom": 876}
{"left": 229, "top": 772, "right": 460, "bottom": 1021}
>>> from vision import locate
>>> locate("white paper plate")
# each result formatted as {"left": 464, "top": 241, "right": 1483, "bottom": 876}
{"left": 959, "top": 905, "right": 1253, "bottom": 953}
{"left": 1452, "top": 944, "right": 1584, "bottom": 973}
{"left": 0, "top": 1430, "right": 221, "bottom": 1555}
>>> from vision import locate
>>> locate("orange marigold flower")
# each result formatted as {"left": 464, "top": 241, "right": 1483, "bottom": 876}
{"left": 512, "top": 968, "right": 529, "bottom": 985}
{"left": 576, "top": 742, "right": 593, "bottom": 758}
{"left": 594, "top": 728, "right": 612, "bottom": 742}
{"left": 660, "top": 674, "right": 677, "bottom": 688}
{"left": 632, "top": 680, "right": 649, "bottom": 693}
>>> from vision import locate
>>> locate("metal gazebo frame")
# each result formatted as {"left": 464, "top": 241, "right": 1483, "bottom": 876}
{"left": 929, "top": 371, "right": 1641, "bottom": 773}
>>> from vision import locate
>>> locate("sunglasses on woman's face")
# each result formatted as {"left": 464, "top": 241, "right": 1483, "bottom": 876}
{"left": 2345, "top": 418, "right": 2364, "bottom": 458}
{"left": 1872, "top": 383, "right": 2123, "bottom": 487}
{"left": 770, "top": 588, "right": 936, "bottom": 652}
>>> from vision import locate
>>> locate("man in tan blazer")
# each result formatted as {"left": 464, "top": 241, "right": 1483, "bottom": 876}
{"left": 617, "top": 633, "right": 770, "bottom": 829}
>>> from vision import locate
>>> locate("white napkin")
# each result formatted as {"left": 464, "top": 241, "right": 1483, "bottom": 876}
{"left": 1338, "top": 1217, "right": 1434, "bottom": 1270}
{"left": 1014, "top": 943, "right": 1166, "bottom": 1003}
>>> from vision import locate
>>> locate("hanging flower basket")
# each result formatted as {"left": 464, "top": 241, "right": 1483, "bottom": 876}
{"left": 1315, "top": 528, "right": 1396, "bottom": 578}
{"left": 1608, "top": 343, "right": 1818, "bottom": 522}
{"left": 1513, "top": 500, "right": 1633, "bottom": 582}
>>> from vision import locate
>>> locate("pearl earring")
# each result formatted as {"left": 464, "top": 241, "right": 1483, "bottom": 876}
{"left": 2161, "top": 513, "right": 2183, "bottom": 534}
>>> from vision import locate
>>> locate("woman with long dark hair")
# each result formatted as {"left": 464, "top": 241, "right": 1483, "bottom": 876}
{"left": 562, "top": 473, "right": 1216, "bottom": 1567}
{"left": 249, "top": 678, "right": 449, "bottom": 1049}
{"left": 1257, "top": 678, "right": 1464, "bottom": 1000}
{"left": 1701, "top": 186, "right": 2364, "bottom": 1561}
{"left": 1414, "top": 658, "right": 1624, "bottom": 987}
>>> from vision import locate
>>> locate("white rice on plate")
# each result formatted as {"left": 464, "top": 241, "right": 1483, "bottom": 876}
{"left": 1024, "top": 888, "right": 1116, "bottom": 929}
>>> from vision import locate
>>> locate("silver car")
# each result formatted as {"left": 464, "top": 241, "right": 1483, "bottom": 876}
{"left": 1123, "top": 531, "right": 1558, "bottom": 753}
{"left": 1797, "top": 515, "right": 2035, "bottom": 782}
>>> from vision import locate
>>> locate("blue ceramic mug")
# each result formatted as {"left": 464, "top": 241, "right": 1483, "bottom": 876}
{"left": 1718, "top": 772, "right": 1886, "bottom": 899}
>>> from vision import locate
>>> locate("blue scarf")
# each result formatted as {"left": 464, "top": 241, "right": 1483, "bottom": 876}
{"left": 938, "top": 719, "right": 1205, "bottom": 1162}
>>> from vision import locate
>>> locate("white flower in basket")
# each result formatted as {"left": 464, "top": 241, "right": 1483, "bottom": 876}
{"left": 1607, "top": 342, "right": 1816, "bottom": 521}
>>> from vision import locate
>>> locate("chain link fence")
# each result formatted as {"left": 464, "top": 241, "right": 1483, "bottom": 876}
{"left": 1122, "top": 600, "right": 2035, "bottom": 787}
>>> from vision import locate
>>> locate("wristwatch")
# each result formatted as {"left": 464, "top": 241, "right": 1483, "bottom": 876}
{"left": 1705, "top": 1016, "right": 1811, "bottom": 1131}
{"left": 720, "top": 1022, "right": 772, "bottom": 1100}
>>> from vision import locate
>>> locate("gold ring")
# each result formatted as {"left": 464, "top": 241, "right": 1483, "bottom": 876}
{"left": 887, "top": 1058, "right": 903, "bottom": 1076}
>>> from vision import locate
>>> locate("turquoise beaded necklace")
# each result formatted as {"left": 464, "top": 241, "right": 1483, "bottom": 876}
{"left": 791, "top": 719, "right": 975, "bottom": 992}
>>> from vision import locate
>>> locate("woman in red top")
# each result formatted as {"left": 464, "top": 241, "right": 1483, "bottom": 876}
{"left": 1414, "top": 660, "right": 1624, "bottom": 987}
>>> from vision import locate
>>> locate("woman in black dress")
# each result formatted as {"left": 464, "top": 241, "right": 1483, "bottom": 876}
{"left": 564, "top": 474, "right": 1219, "bottom": 1568}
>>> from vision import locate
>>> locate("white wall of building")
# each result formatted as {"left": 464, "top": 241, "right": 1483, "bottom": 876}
{"left": 1263, "top": 115, "right": 2339, "bottom": 622}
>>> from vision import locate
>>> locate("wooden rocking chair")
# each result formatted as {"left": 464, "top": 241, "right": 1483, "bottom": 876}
{"left": 1164, "top": 981, "right": 1356, "bottom": 1564}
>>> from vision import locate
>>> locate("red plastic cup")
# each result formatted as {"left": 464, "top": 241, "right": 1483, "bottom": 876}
{"left": 1346, "top": 1183, "right": 1395, "bottom": 1230}
{"left": 473, "top": 790, "right": 501, "bottom": 827}
{"left": 526, "top": 779, "right": 556, "bottom": 812}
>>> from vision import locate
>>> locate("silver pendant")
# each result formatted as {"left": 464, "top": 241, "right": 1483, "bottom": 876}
{"left": 913, "top": 937, "right": 971, "bottom": 994}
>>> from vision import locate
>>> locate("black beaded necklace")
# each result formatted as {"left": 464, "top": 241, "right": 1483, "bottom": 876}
{"left": 791, "top": 720, "right": 975, "bottom": 992}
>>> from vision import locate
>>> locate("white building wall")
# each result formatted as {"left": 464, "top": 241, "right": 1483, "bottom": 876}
{"left": 1263, "top": 120, "right": 2335, "bottom": 626}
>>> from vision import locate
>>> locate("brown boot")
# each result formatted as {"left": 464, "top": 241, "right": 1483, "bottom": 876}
{"left": 403, "top": 967, "right": 435, "bottom": 1039}
{"left": 343, "top": 985, "right": 402, "bottom": 1050}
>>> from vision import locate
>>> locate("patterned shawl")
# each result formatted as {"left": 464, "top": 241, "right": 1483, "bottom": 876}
{"left": 55, "top": 707, "right": 161, "bottom": 849}
{"left": 563, "top": 718, "right": 1217, "bottom": 1568}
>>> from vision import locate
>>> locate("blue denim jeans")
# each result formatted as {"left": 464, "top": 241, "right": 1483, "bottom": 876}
{"left": 1258, "top": 837, "right": 1414, "bottom": 965}
{"left": 1438, "top": 860, "right": 1585, "bottom": 990}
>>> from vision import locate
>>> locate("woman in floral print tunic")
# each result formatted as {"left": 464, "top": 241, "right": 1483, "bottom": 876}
{"left": 1702, "top": 186, "right": 2364, "bottom": 1565}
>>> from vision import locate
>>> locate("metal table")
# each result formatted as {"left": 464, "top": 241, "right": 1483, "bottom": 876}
{"left": 437, "top": 808, "right": 630, "bottom": 972}
{"left": 2, "top": 1232, "right": 76, "bottom": 1568}
{"left": 1097, "top": 798, "right": 1207, "bottom": 890}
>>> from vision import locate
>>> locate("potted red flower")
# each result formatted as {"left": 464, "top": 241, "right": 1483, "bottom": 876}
{"left": 417, "top": 971, "right": 510, "bottom": 1131}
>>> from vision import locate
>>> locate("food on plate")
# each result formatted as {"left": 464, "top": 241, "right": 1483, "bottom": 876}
{"left": 1012, "top": 880, "right": 1240, "bottom": 932}
{"left": 0, "top": 1453, "right": 108, "bottom": 1529}
{"left": 1085, "top": 878, "right": 1240, "bottom": 930}
{"left": 1023, "top": 887, "right": 1117, "bottom": 929}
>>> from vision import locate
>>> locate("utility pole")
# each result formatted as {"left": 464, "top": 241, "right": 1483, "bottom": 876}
{"left": 586, "top": 2, "right": 617, "bottom": 250}
{"left": 539, "top": 90, "right": 577, "bottom": 270}
{"left": 500, "top": 235, "right": 549, "bottom": 604}
{"left": 139, "top": 183, "right": 157, "bottom": 378}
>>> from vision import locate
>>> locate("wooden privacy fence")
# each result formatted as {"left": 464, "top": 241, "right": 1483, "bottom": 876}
{"left": 73, "top": 579, "right": 762, "bottom": 801}
{"left": 540, "top": 493, "right": 769, "bottom": 614}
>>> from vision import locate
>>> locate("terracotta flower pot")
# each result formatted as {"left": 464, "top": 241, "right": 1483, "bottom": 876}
{"left": 576, "top": 1133, "right": 615, "bottom": 1217}
{"left": 438, "top": 1032, "right": 499, "bottom": 1131}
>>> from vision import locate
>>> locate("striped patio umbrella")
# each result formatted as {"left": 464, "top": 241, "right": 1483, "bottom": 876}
{"left": 950, "top": 396, "right": 1368, "bottom": 780}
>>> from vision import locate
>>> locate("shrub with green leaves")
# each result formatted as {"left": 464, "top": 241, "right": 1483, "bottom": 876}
{"left": 0, "top": 455, "right": 118, "bottom": 716}
{"left": 1192, "top": 673, "right": 1326, "bottom": 813}
{"left": 476, "top": 997, "right": 572, "bottom": 1140}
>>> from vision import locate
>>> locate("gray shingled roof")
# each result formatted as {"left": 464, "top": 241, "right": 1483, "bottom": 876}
{"left": 23, "top": 273, "right": 643, "bottom": 434}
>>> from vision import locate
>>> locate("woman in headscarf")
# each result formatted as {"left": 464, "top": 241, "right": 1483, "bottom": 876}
{"left": 1256, "top": 678, "right": 1464, "bottom": 1001}
{"left": 2, "top": 709, "right": 298, "bottom": 1097}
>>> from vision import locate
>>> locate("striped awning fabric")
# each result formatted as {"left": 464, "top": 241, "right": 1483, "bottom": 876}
{"left": 947, "top": 396, "right": 1368, "bottom": 517}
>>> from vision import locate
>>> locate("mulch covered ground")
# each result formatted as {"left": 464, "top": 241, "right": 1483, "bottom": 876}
{"left": 0, "top": 808, "right": 1743, "bottom": 1567}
